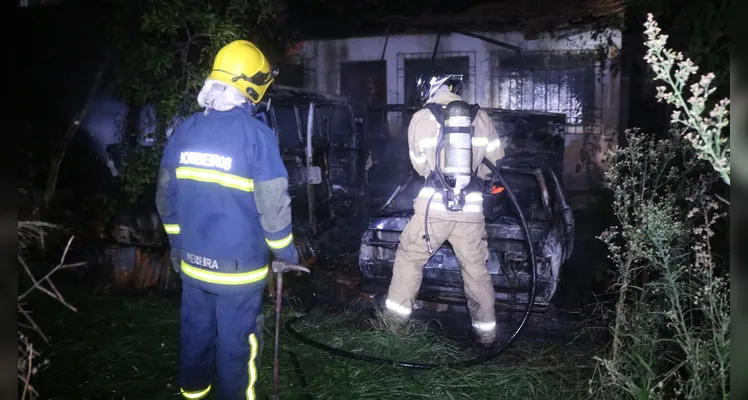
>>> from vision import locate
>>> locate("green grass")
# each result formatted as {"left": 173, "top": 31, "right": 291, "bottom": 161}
{"left": 32, "top": 295, "right": 182, "bottom": 399}
{"left": 32, "top": 294, "right": 594, "bottom": 400}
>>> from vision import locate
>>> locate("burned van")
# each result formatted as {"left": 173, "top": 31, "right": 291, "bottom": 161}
{"left": 77, "top": 85, "right": 367, "bottom": 290}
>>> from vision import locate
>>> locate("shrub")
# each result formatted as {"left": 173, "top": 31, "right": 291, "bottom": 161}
{"left": 642, "top": 13, "right": 730, "bottom": 185}
{"left": 589, "top": 14, "right": 730, "bottom": 400}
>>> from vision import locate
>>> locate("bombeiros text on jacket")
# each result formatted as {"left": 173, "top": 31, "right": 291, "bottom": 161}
{"left": 180, "top": 151, "right": 233, "bottom": 171}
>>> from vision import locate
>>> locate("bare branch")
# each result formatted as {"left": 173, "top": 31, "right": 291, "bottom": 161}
{"left": 21, "top": 341, "right": 33, "bottom": 400}
{"left": 18, "top": 222, "right": 85, "bottom": 400}
{"left": 19, "top": 236, "right": 85, "bottom": 300}
{"left": 18, "top": 256, "right": 39, "bottom": 293}
{"left": 19, "top": 307, "right": 48, "bottom": 343}
{"left": 59, "top": 235, "right": 74, "bottom": 264}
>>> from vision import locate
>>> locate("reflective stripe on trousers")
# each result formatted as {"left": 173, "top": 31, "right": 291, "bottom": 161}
{"left": 246, "top": 333, "right": 259, "bottom": 400}
{"left": 472, "top": 320, "right": 497, "bottom": 332}
{"left": 181, "top": 385, "right": 211, "bottom": 399}
{"left": 386, "top": 298, "right": 496, "bottom": 332}
{"left": 385, "top": 298, "right": 413, "bottom": 317}
{"left": 417, "top": 187, "right": 484, "bottom": 213}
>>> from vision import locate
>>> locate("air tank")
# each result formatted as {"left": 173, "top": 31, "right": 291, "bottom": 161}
{"left": 442, "top": 100, "right": 473, "bottom": 194}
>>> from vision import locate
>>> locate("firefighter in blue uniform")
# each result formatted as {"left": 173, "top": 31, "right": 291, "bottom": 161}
{"left": 155, "top": 40, "right": 298, "bottom": 400}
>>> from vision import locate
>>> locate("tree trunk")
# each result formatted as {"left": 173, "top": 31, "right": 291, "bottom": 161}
{"left": 42, "top": 53, "right": 110, "bottom": 217}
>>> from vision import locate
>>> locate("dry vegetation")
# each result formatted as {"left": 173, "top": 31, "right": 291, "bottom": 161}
{"left": 588, "top": 14, "right": 730, "bottom": 400}
{"left": 17, "top": 221, "right": 85, "bottom": 400}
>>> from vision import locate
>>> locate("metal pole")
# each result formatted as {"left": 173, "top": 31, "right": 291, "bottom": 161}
{"left": 270, "top": 260, "right": 311, "bottom": 399}
{"left": 272, "top": 272, "right": 284, "bottom": 399}
{"left": 380, "top": 27, "right": 390, "bottom": 61}
{"left": 431, "top": 33, "right": 442, "bottom": 62}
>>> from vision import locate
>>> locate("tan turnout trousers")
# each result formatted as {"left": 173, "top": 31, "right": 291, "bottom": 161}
{"left": 385, "top": 88, "right": 505, "bottom": 335}
{"left": 386, "top": 211, "right": 496, "bottom": 331}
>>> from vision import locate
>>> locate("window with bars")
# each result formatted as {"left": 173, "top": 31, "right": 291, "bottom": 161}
{"left": 491, "top": 51, "right": 599, "bottom": 125}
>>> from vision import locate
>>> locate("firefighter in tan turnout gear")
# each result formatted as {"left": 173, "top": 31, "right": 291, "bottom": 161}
{"left": 384, "top": 70, "right": 504, "bottom": 345}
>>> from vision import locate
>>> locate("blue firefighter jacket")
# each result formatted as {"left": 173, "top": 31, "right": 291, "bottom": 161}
{"left": 157, "top": 103, "right": 298, "bottom": 294}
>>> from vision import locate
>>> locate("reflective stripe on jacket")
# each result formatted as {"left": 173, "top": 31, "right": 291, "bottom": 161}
{"left": 413, "top": 186, "right": 486, "bottom": 222}
{"left": 158, "top": 103, "right": 295, "bottom": 293}
{"left": 416, "top": 187, "right": 484, "bottom": 213}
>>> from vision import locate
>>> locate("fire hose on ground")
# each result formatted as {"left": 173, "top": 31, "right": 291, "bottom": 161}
{"left": 278, "top": 157, "right": 538, "bottom": 371}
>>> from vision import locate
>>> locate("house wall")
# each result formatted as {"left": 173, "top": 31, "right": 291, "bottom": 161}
{"left": 297, "top": 28, "right": 623, "bottom": 209}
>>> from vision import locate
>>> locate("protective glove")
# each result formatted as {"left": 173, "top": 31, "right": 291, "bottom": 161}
{"left": 170, "top": 248, "right": 181, "bottom": 273}
{"left": 273, "top": 245, "right": 300, "bottom": 266}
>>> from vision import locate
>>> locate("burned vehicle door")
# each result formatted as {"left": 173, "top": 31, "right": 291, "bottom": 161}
{"left": 480, "top": 166, "right": 572, "bottom": 307}
{"left": 546, "top": 168, "right": 575, "bottom": 260}
{"left": 300, "top": 101, "right": 366, "bottom": 230}
{"left": 265, "top": 86, "right": 368, "bottom": 238}
{"left": 268, "top": 104, "right": 312, "bottom": 231}
{"left": 299, "top": 103, "right": 335, "bottom": 232}
{"left": 328, "top": 103, "right": 366, "bottom": 213}
{"left": 267, "top": 101, "right": 332, "bottom": 237}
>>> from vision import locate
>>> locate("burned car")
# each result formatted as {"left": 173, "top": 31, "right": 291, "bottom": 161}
{"left": 359, "top": 110, "right": 574, "bottom": 312}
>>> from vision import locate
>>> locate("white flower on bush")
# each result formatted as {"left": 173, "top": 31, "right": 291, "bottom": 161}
{"left": 643, "top": 13, "right": 730, "bottom": 185}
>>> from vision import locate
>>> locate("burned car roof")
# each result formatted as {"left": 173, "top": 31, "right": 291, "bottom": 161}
{"left": 485, "top": 109, "right": 566, "bottom": 179}
{"left": 267, "top": 85, "right": 357, "bottom": 105}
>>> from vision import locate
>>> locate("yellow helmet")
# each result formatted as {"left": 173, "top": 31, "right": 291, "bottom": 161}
{"left": 207, "top": 40, "right": 278, "bottom": 104}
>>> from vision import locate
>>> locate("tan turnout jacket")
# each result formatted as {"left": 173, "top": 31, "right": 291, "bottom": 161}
{"left": 407, "top": 90, "right": 504, "bottom": 222}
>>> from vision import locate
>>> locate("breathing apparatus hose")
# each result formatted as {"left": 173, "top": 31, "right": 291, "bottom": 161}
{"left": 423, "top": 191, "right": 437, "bottom": 254}
{"left": 424, "top": 120, "right": 451, "bottom": 254}
{"left": 284, "top": 157, "right": 537, "bottom": 370}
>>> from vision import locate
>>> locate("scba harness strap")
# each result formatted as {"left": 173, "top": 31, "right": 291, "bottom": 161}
{"left": 423, "top": 102, "right": 483, "bottom": 211}
{"left": 424, "top": 102, "right": 480, "bottom": 127}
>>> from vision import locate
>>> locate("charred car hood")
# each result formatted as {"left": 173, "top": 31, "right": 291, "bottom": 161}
{"left": 368, "top": 209, "right": 552, "bottom": 244}
{"left": 359, "top": 205, "right": 565, "bottom": 311}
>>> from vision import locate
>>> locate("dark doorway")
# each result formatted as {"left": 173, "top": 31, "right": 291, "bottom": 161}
{"left": 340, "top": 61, "right": 387, "bottom": 105}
